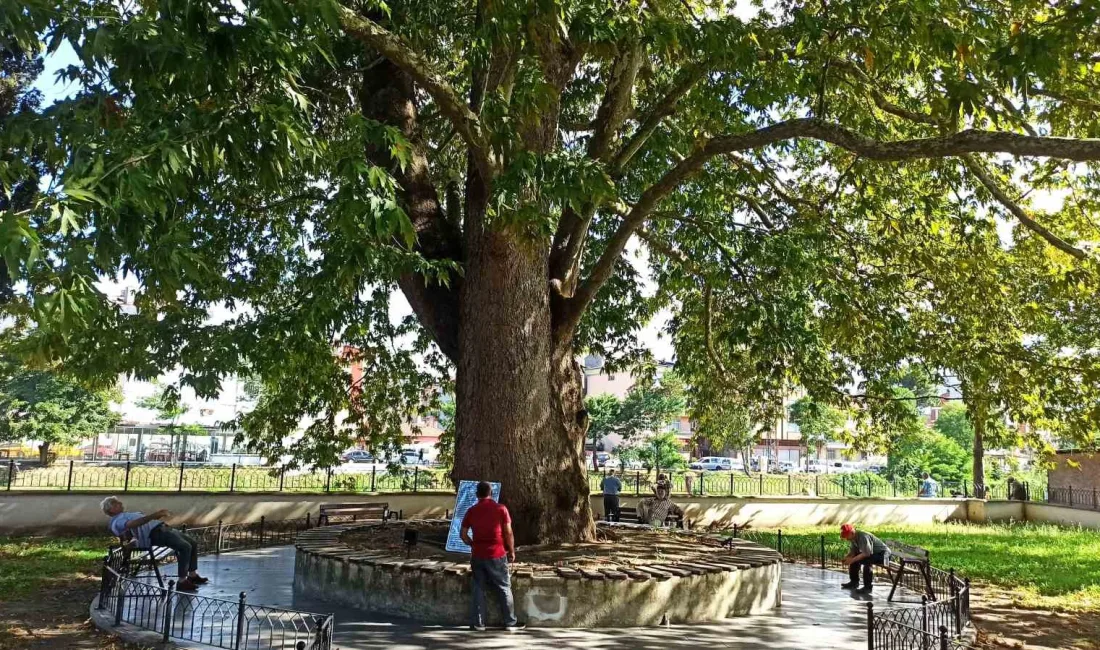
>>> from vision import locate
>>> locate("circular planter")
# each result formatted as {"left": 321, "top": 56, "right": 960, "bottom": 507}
{"left": 294, "top": 520, "right": 782, "bottom": 627}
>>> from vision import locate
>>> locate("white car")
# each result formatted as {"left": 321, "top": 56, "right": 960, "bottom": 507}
{"left": 776, "top": 461, "right": 796, "bottom": 474}
{"left": 603, "top": 457, "right": 643, "bottom": 470}
{"left": 689, "top": 456, "right": 743, "bottom": 471}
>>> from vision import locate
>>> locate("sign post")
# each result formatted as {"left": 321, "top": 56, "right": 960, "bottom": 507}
{"left": 445, "top": 480, "right": 502, "bottom": 553}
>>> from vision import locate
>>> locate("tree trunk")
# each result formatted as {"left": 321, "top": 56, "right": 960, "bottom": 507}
{"left": 38, "top": 441, "right": 51, "bottom": 466}
{"left": 973, "top": 417, "right": 986, "bottom": 499}
{"left": 452, "top": 228, "right": 595, "bottom": 545}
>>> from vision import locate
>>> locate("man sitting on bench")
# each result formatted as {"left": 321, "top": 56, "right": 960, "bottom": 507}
{"left": 840, "top": 523, "right": 890, "bottom": 593}
{"left": 101, "top": 496, "right": 208, "bottom": 591}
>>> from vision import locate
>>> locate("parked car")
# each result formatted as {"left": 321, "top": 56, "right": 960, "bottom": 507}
{"left": 342, "top": 450, "right": 375, "bottom": 463}
{"left": 776, "top": 461, "right": 796, "bottom": 474}
{"left": 828, "top": 461, "right": 864, "bottom": 474}
{"left": 805, "top": 459, "right": 827, "bottom": 473}
{"left": 690, "top": 456, "right": 743, "bottom": 471}
{"left": 605, "top": 457, "right": 642, "bottom": 470}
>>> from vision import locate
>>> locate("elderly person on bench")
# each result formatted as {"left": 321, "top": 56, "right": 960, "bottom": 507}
{"left": 840, "top": 523, "right": 890, "bottom": 593}
{"left": 101, "top": 496, "right": 208, "bottom": 591}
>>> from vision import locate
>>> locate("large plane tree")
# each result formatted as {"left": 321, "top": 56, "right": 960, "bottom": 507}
{"left": 4, "top": 0, "right": 1100, "bottom": 543}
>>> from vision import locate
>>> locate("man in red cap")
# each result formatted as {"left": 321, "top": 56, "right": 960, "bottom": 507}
{"left": 839, "top": 523, "right": 890, "bottom": 593}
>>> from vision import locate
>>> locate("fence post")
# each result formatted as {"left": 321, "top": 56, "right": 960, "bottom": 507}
{"left": 842, "top": 474, "right": 848, "bottom": 496}
{"left": 230, "top": 464, "right": 237, "bottom": 492}
{"left": 820, "top": 535, "right": 826, "bottom": 568}
{"left": 815, "top": 474, "right": 820, "bottom": 495}
{"left": 950, "top": 569, "right": 961, "bottom": 634}
{"left": 963, "top": 479, "right": 969, "bottom": 499}
{"left": 865, "top": 603, "right": 874, "bottom": 650}
{"left": 892, "top": 477, "right": 897, "bottom": 497}
{"left": 1069, "top": 484, "right": 1074, "bottom": 507}
{"left": 178, "top": 463, "right": 185, "bottom": 492}
{"left": 123, "top": 461, "right": 131, "bottom": 492}
{"left": 866, "top": 475, "right": 872, "bottom": 497}
{"left": 325, "top": 468, "right": 332, "bottom": 493}
{"left": 6, "top": 459, "right": 13, "bottom": 490}
{"left": 777, "top": 529, "right": 783, "bottom": 555}
{"left": 216, "top": 520, "right": 223, "bottom": 555}
{"left": 234, "top": 592, "right": 247, "bottom": 650}
{"left": 306, "top": 512, "right": 312, "bottom": 529}
{"left": 278, "top": 469, "right": 285, "bottom": 492}
{"left": 162, "top": 580, "right": 175, "bottom": 642}
{"left": 788, "top": 474, "right": 793, "bottom": 496}
{"left": 729, "top": 472, "right": 733, "bottom": 496}
{"left": 66, "top": 460, "right": 74, "bottom": 491}
{"left": 939, "top": 626, "right": 948, "bottom": 650}
{"left": 371, "top": 465, "right": 377, "bottom": 492}
{"left": 414, "top": 466, "right": 419, "bottom": 493}
{"left": 921, "top": 595, "right": 929, "bottom": 650}
{"left": 97, "top": 553, "right": 111, "bottom": 610}
{"left": 113, "top": 574, "right": 125, "bottom": 625}
{"left": 259, "top": 516, "right": 265, "bottom": 547}
{"left": 635, "top": 473, "right": 640, "bottom": 496}
{"left": 759, "top": 473, "right": 763, "bottom": 495}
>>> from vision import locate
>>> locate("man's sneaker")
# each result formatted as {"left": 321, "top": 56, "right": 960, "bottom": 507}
{"left": 470, "top": 625, "right": 486, "bottom": 631}
{"left": 504, "top": 623, "right": 526, "bottom": 632}
{"left": 857, "top": 585, "right": 874, "bottom": 594}
{"left": 840, "top": 581, "right": 858, "bottom": 589}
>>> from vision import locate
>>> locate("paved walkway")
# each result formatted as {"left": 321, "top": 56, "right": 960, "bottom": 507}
{"left": 161, "top": 546, "right": 910, "bottom": 649}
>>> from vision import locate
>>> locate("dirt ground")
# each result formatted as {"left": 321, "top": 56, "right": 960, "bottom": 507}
{"left": 341, "top": 522, "right": 735, "bottom": 568}
{"left": 0, "top": 570, "right": 143, "bottom": 649}
{"left": 973, "top": 584, "right": 1100, "bottom": 650}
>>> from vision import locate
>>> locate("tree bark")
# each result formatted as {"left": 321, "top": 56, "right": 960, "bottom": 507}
{"left": 973, "top": 416, "right": 986, "bottom": 499}
{"left": 38, "top": 441, "right": 51, "bottom": 466}
{"left": 452, "top": 225, "right": 595, "bottom": 545}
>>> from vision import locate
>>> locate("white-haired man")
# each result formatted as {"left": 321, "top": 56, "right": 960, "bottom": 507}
{"left": 101, "top": 496, "right": 208, "bottom": 591}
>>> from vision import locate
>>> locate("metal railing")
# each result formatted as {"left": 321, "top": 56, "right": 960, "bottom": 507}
{"left": 732, "top": 528, "right": 974, "bottom": 650}
{"left": 98, "top": 514, "right": 334, "bottom": 649}
{"left": 4, "top": 458, "right": 1042, "bottom": 503}
{"left": 99, "top": 568, "right": 333, "bottom": 650}
{"left": 1045, "top": 485, "right": 1100, "bottom": 512}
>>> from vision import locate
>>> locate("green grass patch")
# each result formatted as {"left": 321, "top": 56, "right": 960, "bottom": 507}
{"left": 0, "top": 535, "right": 114, "bottom": 602}
{"left": 748, "top": 522, "right": 1100, "bottom": 612}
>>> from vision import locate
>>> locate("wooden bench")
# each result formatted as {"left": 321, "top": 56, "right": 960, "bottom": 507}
{"left": 882, "top": 538, "right": 935, "bottom": 602}
{"left": 605, "top": 506, "right": 684, "bottom": 529}
{"left": 114, "top": 538, "right": 173, "bottom": 588}
{"left": 318, "top": 502, "right": 396, "bottom": 526}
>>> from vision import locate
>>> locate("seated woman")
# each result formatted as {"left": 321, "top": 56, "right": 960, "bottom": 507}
{"left": 637, "top": 474, "right": 683, "bottom": 526}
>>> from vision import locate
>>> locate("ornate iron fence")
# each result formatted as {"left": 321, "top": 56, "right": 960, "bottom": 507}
{"left": 99, "top": 515, "right": 334, "bottom": 649}
{"left": 733, "top": 528, "right": 974, "bottom": 650}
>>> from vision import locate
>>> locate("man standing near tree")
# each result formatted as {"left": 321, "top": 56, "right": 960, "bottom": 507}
{"left": 600, "top": 470, "right": 623, "bottom": 522}
{"left": 460, "top": 482, "right": 524, "bottom": 632}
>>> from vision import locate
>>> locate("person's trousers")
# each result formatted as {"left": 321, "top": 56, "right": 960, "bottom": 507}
{"left": 150, "top": 525, "right": 200, "bottom": 579}
{"left": 849, "top": 550, "right": 887, "bottom": 587}
{"left": 603, "top": 494, "right": 621, "bottom": 522}
{"left": 471, "top": 556, "right": 517, "bottom": 627}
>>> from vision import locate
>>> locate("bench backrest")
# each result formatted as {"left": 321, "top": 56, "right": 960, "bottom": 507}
{"left": 882, "top": 538, "right": 929, "bottom": 560}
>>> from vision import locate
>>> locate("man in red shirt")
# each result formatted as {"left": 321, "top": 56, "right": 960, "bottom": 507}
{"left": 460, "top": 481, "right": 523, "bottom": 631}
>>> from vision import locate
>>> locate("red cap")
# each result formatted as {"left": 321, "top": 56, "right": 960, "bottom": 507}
{"left": 840, "top": 523, "right": 855, "bottom": 537}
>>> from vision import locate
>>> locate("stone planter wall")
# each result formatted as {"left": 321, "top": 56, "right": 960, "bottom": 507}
{"left": 293, "top": 522, "right": 783, "bottom": 627}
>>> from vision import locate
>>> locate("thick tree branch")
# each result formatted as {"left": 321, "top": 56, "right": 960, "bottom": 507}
{"left": 339, "top": 7, "right": 494, "bottom": 180}
{"left": 560, "top": 118, "right": 1100, "bottom": 330}
{"left": 611, "top": 65, "right": 706, "bottom": 174}
{"left": 962, "top": 155, "right": 1088, "bottom": 260}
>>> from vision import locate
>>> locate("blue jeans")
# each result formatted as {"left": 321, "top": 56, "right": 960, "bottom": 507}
{"left": 471, "top": 556, "right": 517, "bottom": 627}
{"left": 150, "top": 525, "right": 199, "bottom": 579}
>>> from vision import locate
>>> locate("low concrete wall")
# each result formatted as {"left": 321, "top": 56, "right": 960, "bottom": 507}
{"left": 978, "top": 500, "right": 1025, "bottom": 522}
{"left": 1023, "top": 502, "right": 1100, "bottom": 529}
{"left": 294, "top": 523, "right": 782, "bottom": 627}
{"left": 0, "top": 490, "right": 976, "bottom": 534}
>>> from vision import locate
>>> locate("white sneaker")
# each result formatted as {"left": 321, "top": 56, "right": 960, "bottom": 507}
{"left": 504, "top": 623, "right": 526, "bottom": 632}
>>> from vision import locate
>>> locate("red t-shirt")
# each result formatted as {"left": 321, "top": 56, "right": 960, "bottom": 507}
{"left": 461, "top": 498, "right": 511, "bottom": 560}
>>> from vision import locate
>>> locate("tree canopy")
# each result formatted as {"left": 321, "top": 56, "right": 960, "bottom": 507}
{"left": 5, "top": 0, "right": 1100, "bottom": 541}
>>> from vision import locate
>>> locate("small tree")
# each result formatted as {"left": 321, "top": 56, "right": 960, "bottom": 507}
{"left": 886, "top": 426, "right": 970, "bottom": 484}
{"left": 692, "top": 400, "right": 758, "bottom": 475}
{"left": 619, "top": 432, "right": 687, "bottom": 473}
{"left": 789, "top": 398, "right": 846, "bottom": 468}
{"left": 0, "top": 365, "right": 120, "bottom": 464}
{"left": 616, "top": 374, "right": 686, "bottom": 440}
{"left": 137, "top": 383, "right": 204, "bottom": 462}
{"left": 934, "top": 403, "right": 973, "bottom": 452}
{"left": 583, "top": 393, "right": 621, "bottom": 469}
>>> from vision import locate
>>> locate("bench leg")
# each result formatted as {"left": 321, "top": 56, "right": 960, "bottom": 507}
{"left": 922, "top": 565, "right": 937, "bottom": 602}
{"left": 149, "top": 550, "right": 165, "bottom": 588}
{"left": 887, "top": 561, "right": 906, "bottom": 602}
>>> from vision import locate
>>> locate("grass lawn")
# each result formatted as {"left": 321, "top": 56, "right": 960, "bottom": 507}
{"left": 0, "top": 534, "right": 130, "bottom": 649}
{"left": 748, "top": 521, "right": 1100, "bottom": 613}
